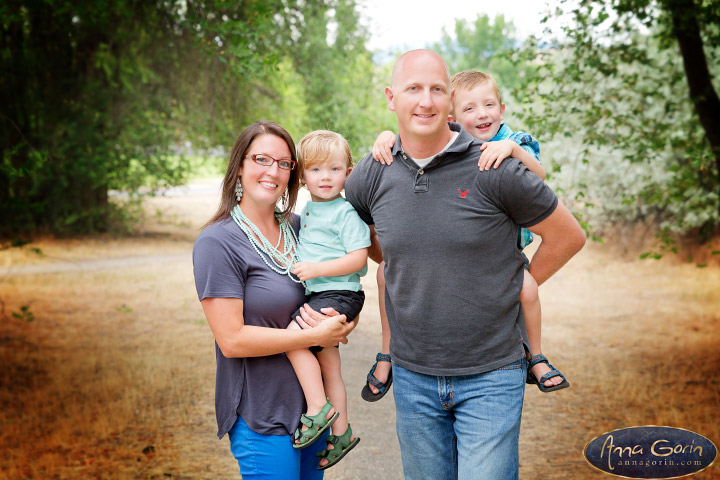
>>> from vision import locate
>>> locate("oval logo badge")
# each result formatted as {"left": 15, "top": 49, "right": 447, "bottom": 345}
{"left": 584, "top": 426, "right": 717, "bottom": 478}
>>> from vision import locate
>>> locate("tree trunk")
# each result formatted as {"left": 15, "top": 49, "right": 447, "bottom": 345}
{"left": 664, "top": 0, "right": 720, "bottom": 221}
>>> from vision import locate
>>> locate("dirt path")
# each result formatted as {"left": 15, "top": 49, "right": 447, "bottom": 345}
{"left": 1, "top": 179, "right": 719, "bottom": 479}
{"left": 1, "top": 253, "right": 189, "bottom": 276}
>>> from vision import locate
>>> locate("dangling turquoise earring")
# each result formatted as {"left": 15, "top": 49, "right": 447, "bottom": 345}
{"left": 235, "top": 177, "right": 243, "bottom": 203}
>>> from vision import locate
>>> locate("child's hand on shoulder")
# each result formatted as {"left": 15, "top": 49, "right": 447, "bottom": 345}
{"left": 292, "top": 262, "right": 321, "bottom": 281}
{"left": 372, "top": 131, "right": 396, "bottom": 165}
{"left": 478, "top": 139, "right": 515, "bottom": 171}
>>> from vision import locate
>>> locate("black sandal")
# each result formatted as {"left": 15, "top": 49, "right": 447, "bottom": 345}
{"left": 527, "top": 354, "right": 570, "bottom": 392}
{"left": 361, "top": 353, "right": 392, "bottom": 402}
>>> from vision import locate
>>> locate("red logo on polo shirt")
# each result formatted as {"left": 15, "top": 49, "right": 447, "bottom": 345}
{"left": 459, "top": 189, "right": 468, "bottom": 198}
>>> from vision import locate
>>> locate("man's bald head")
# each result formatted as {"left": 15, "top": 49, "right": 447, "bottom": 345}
{"left": 390, "top": 49, "right": 451, "bottom": 89}
{"left": 384, "top": 49, "right": 454, "bottom": 158}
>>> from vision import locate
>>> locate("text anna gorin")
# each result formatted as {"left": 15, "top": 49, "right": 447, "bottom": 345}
{"left": 584, "top": 426, "right": 717, "bottom": 479}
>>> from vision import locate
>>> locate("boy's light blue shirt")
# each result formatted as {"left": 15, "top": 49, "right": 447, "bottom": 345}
{"left": 492, "top": 123, "right": 540, "bottom": 160}
{"left": 492, "top": 123, "right": 541, "bottom": 250}
{"left": 298, "top": 196, "right": 370, "bottom": 294}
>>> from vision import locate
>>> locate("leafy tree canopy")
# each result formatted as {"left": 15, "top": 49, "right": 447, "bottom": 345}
{"left": 0, "top": 0, "right": 386, "bottom": 236}
{"left": 514, "top": 0, "right": 719, "bottom": 241}
{"left": 431, "top": 14, "right": 536, "bottom": 94}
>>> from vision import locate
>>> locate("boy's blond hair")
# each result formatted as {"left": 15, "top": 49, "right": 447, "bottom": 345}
{"left": 297, "top": 130, "right": 352, "bottom": 179}
{"left": 450, "top": 71, "right": 503, "bottom": 104}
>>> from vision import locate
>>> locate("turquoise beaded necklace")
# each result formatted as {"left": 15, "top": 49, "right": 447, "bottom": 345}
{"left": 230, "top": 205, "right": 304, "bottom": 285}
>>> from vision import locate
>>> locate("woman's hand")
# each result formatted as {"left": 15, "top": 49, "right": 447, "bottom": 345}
{"left": 295, "top": 304, "right": 357, "bottom": 346}
{"left": 294, "top": 304, "right": 340, "bottom": 328}
{"left": 372, "top": 131, "right": 396, "bottom": 165}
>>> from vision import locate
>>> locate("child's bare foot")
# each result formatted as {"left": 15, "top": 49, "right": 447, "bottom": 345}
{"left": 527, "top": 353, "right": 570, "bottom": 392}
{"left": 361, "top": 353, "right": 393, "bottom": 401}
{"left": 530, "top": 361, "right": 564, "bottom": 388}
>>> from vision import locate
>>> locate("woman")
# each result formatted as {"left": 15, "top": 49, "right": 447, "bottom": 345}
{"left": 193, "top": 121, "right": 356, "bottom": 479}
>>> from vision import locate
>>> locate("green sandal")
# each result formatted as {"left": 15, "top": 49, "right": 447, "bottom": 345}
{"left": 292, "top": 399, "right": 339, "bottom": 450}
{"left": 317, "top": 424, "right": 361, "bottom": 470}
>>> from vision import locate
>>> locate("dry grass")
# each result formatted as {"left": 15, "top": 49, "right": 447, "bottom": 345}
{"left": 516, "top": 243, "right": 720, "bottom": 479}
{"left": 1, "top": 186, "right": 719, "bottom": 479}
{"left": 0, "top": 260, "right": 231, "bottom": 479}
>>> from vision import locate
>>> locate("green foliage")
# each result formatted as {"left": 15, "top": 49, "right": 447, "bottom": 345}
{"left": 12, "top": 305, "right": 34, "bottom": 323}
{"left": 273, "top": 0, "right": 394, "bottom": 159}
{"left": 0, "top": 239, "right": 43, "bottom": 257}
{"left": 0, "top": 0, "right": 280, "bottom": 235}
{"left": 1, "top": 0, "right": 386, "bottom": 235}
{"left": 116, "top": 304, "right": 133, "bottom": 313}
{"left": 513, "top": 0, "right": 720, "bottom": 241}
{"left": 431, "top": 14, "right": 538, "bottom": 96}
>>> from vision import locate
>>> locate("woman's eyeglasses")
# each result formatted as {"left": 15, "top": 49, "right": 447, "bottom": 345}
{"left": 245, "top": 154, "right": 296, "bottom": 171}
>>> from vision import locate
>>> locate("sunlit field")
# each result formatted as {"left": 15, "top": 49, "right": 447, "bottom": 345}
{"left": 1, "top": 183, "right": 719, "bottom": 479}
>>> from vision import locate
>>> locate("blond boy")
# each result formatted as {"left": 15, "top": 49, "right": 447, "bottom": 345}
{"left": 286, "top": 130, "right": 367, "bottom": 469}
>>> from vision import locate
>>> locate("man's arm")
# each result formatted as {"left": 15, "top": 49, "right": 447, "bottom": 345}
{"left": 526, "top": 202, "right": 585, "bottom": 286}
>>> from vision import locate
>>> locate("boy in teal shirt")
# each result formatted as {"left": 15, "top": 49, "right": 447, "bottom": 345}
{"left": 286, "top": 130, "right": 368, "bottom": 469}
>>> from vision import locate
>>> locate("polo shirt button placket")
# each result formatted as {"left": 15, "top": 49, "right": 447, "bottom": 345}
{"left": 414, "top": 168, "right": 429, "bottom": 193}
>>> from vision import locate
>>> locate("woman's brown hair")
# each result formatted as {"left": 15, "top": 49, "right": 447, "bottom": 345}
{"left": 203, "top": 121, "right": 300, "bottom": 229}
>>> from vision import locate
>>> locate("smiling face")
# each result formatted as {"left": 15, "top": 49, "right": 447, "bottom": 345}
{"left": 452, "top": 81, "right": 506, "bottom": 141}
{"left": 237, "top": 134, "right": 293, "bottom": 212}
{"left": 301, "top": 149, "right": 352, "bottom": 203}
{"left": 385, "top": 50, "right": 453, "bottom": 144}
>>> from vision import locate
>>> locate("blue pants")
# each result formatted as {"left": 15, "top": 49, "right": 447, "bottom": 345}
{"left": 228, "top": 416, "right": 328, "bottom": 479}
{"left": 393, "top": 359, "right": 527, "bottom": 480}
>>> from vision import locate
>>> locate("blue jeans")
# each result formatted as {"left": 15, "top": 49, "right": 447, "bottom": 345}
{"left": 228, "top": 416, "right": 327, "bottom": 479}
{"left": 393, "top": 359, "right": 527, "bottom": 480}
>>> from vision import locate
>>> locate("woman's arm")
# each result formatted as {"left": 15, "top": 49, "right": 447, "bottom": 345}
{"left": 201, "top": 297, "right": 355, "bottom": 358}
{"left": 292, "top": 248, "right": 368, "bottom": 281}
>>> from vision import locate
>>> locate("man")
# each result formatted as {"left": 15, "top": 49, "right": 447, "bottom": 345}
{"left": 344, "top": 49, "right": 585, "bottom": 479}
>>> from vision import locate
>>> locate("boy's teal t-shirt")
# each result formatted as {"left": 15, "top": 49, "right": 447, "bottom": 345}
{"left": 492, "top": 123, "right": 541, "bottom": 250}
{"left": 298, "top": 196, "right": 370, "bottom": 294}
{"left": 492, "top": 123, "right": 540, "bottom": 161}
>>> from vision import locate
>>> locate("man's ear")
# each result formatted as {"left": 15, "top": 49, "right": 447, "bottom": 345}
{"left": 385, "top": 86, "right": 395, "bottom": 111}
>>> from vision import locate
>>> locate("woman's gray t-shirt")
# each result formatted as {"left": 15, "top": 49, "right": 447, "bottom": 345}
{"left": 193, "top": 215, "right": 307, "bottom": 438}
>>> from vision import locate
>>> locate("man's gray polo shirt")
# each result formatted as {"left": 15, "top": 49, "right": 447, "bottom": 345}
{"left": 345, "top": 123, "right": 558, "bottom": 376}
